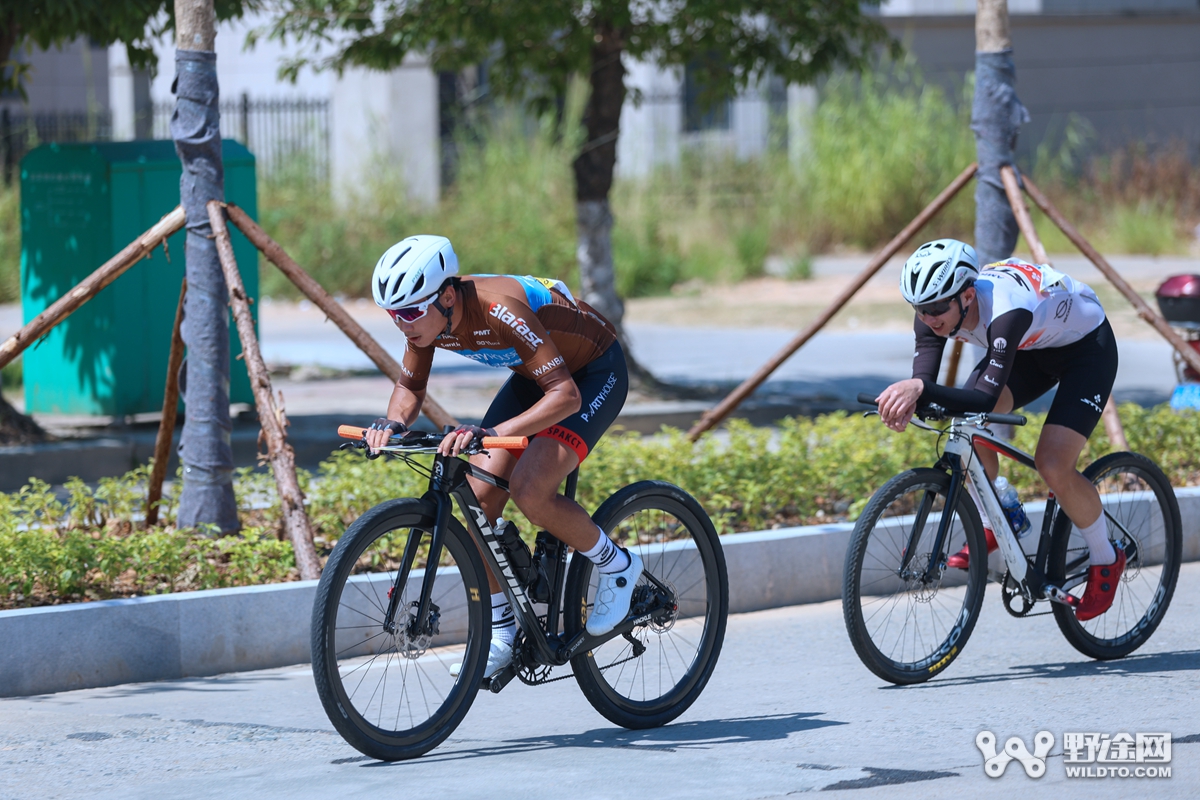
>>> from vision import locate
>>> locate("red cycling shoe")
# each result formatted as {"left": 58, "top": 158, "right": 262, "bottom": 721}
{"left": 946, "top": 528, "right": 997, "bottom": 570}
{"left": 1075, "top": 546, "right": 1127, "bottom": 622}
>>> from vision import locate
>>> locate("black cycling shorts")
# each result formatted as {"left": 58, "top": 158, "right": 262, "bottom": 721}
{"left": 965, "top": 318, "right": 1119, "bottom": 438}
{"left": 482, "top": 340, "right": 628, "bottom": 462}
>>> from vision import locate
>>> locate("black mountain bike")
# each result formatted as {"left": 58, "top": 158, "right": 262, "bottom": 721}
{"left": 843, "top": 395, "right": 1181, "bottom": 685}
{"left": 311, "top": 426, "right": 728, "bottom": 760}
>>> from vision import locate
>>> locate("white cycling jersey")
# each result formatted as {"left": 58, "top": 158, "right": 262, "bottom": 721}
{"left": 954, "top": 259, "right": 1106, "bottom": 351}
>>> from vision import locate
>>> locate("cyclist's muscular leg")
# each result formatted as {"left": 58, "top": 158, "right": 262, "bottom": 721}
{"left": 466, "top": 450, "right": 518, "bottom": 594}
{"left": 1035, "top": 423, "right": 1102, "bottom": 529}
{"left": 507, "top": 438, "right": 602, "bottom": 552}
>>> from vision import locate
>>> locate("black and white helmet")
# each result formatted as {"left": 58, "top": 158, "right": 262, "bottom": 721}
{"left": 899, "top": 239, "right": 979, "bottom": 306}
{"left": 372, "top": 235, "right": 459, "bottom": 310}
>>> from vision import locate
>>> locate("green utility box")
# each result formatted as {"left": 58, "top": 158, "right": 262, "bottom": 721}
{"left": 20, "top": 140, "right": 257, "bottom": 416}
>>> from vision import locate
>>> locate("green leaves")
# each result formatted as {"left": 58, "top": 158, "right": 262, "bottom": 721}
{"left": 2, "top": 403, "right": 1196, "bottom": 610}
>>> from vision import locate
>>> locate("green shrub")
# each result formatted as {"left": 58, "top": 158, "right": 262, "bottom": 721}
{"left": 3, "top": 403, "right": 1196, "bottom": 610}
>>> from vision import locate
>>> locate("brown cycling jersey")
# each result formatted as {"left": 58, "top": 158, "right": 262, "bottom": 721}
{"left": 398, "top": 275, "right": 617, "bottom": 393}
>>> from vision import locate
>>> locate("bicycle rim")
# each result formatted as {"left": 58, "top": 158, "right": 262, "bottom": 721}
{"left": 1050, "top": 453, "right": 1181, "bottom": 659}
{"left": 568, "top": 483, "right": 728, "bottom": 728}
{"left": 844, "top": 469, "right": 986, "bottom": 684}
{"left": 312, "top": 501, "right": 487, "bottom": 760}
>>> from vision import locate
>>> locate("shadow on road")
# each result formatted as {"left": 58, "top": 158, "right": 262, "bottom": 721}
{"left": 359, "top": 711, "right": 845, "bottom": 766}
{"left": 884, "top": 649, "right": 1200, "bottom": 690}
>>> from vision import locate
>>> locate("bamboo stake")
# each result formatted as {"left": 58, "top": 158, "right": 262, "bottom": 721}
{"left": 1008, "top": 167, "right": 1147, "bottom": 450}
{"left": 146, "top": 279, "right": 187, "bottom": 527}
{"left": 999, "top": 166, "right": 1048, "bottom": 265}
{"left": 944, "top": 340, "right": 964, "bottom": 387}
{"left": 686, "top": 163, "right": 979, "bottom": 441}
{"left": 1000, "top": 166, "right": 1129, "bottom": 448}
{"left": 1022, "top": 175, "right": 1200, "bottom": 378}
{"left": 208, "top": 202, "right": 321, "bottom": 580}
{"left": 223, "top": 204, "right": 459, "bottom": 430}
{"left": 0, "top": 206, "right": 186, "bottom": 370}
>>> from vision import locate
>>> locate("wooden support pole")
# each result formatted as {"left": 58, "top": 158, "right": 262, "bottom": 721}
{"left": 146, "top": 279, "right": 187, "bottom": 527}
{"left": 686, "top": 163, "right": 979, "bottom": 441}
{"left": 944, "top": 340, "right": 965, "bottom": 388}
{"left": 1022, "top": 175, "right": 1200, "bottom": 378}
{"left": 999, "top": 166, "right": 1048, "bottom": 265}
{"left": 0, "top": 206, "right": 185, "bottom": 370}
{"left": 208, "top": 201, "right": 322, "bottom": 580}
{"left": 1001, "top": 166, "right": 1129, "bottom": 448}
{"left": 223, "top": 204, "right": 459, "bottom": 431}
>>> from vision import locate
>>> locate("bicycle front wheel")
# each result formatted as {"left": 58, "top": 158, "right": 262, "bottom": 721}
{"left": 564, "top": 481, "right": 728, "bottom": 730}
{"left": 311, "top": 498, "right": 490, "bottom": 761}
{"left": 842, "top": 468, "right": 987, "bottom": 685}
{"left": 1049, "top": 452, "right": 1181, "bottom": 660}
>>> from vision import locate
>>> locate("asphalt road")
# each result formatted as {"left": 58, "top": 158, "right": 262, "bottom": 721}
{"left": 4, "top": 562, "right": 1200, "bottom": 800}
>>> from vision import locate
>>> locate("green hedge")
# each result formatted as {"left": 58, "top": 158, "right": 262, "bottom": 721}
{"left": 3, "top": 404, "right": 1197, "bottom": 609}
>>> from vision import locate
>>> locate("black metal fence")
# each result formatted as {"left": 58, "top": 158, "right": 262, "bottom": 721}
{"left": 1, "top": 109, "right": 113, "bottom": 184}
{"left": 0, "top": 96, "right": 328, "bottom": 185}
{"left": 153, "top": 95, "right": 330, "bottom": 183}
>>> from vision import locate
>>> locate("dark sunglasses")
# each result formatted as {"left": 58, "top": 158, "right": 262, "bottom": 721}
{"left": 913, "top": 297, "right": 956, "bottom": 317}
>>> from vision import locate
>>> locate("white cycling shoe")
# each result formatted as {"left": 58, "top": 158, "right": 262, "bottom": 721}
{"left": 586, "top": 551, "right": 644, "bottom": 637}
{"left": 450, "top": 638, "right": 512, "bottom": 679}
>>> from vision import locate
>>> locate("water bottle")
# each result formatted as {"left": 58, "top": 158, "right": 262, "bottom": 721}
{"left": 494, "top": 518, "right": 535, "bottom": 584}
{"left": 994, "top": 477, "right": 1031, "bottom": 538}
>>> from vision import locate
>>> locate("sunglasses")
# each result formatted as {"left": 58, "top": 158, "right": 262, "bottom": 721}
{"left": 913, "top": 297, "right": 956, "bottom": 317}
{"left": 386, "top": 294, "right": 439, "bottom": 324}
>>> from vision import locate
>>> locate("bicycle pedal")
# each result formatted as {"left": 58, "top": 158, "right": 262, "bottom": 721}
{"left": 987, "top": 569, "right": 1007, "bottom": 584}
{"left": 483, "top": 664, "right": 517, "bottom": 694}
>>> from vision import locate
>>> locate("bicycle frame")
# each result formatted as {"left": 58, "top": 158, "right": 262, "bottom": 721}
{"left": 909, "top": 415, "right": 1089, "bottom": 606}
{"left": 380, "top": 447, "right": 675, "bottom": 678}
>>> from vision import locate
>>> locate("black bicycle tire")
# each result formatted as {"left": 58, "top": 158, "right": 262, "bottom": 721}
{"left": 1048, "top": 451, "right": 1182, "bottom": 660}
{"left": 842, "top": 468, "right": 988, "bottom": 685}
{"left": 311, "top": 498, "right": 490, "bottom": 761}
{"left": 563, "top": 481, "right": 729, "bottom": 730}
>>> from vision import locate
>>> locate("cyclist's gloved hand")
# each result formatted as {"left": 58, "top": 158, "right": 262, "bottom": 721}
{"left": 440, "top": 424, "right": 497, "bottom": 457}
{"left": 365, "top": 418, "right": 407, "bottom": 456}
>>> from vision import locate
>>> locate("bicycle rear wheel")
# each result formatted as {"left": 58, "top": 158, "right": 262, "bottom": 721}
{"left": 311, "top": 498, "right": 490, "bottom": 761}
{"left": 842, "top": 468, "right": 987, "bottom": 685}
{"left": 564, "top": 481, "right": 728, "bottom": 730}
{"left": 1049, "top": 452, "right": 1181, "bottom": 660}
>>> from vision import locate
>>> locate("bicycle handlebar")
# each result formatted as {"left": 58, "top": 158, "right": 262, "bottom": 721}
{"left": 337, "top": 425, "right": 529, "bottom": 450}
{"left": 855, "top": 393, "right": 1027, "bottom": 427}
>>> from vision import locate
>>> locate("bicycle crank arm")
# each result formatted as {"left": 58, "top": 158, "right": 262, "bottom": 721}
{"left": 1045, "top": 585, "right": 1080, "bottom": 608}
{"left": 559, "top": 600, "right": 675, "bottom": 662}
{"left": 483, "top": 664, "right": 519, "bottom": 694}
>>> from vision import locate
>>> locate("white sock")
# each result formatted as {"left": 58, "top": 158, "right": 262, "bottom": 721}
{"left": 1076, "top": 515, "right": 1116, "bottom": 565}
{"left": 490, "top": 591, "right": 516, "bottom": 646}
{"left": 581, "top": 526, "right": 631, "bottom": 574}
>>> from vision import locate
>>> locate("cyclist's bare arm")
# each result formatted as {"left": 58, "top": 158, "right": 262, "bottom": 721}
{"left": 363, "top": 382, "right": 425, "bottom": 452}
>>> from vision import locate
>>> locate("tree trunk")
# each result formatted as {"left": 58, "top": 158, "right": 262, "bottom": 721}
{"left": 573, "top": 24, "right": 627, "bottom": 332}
{"left": 972, "top": 0, "right": 1028, "bottom": 266}
{"left": 173, "top": 0, "right": 237, "bottom": 533}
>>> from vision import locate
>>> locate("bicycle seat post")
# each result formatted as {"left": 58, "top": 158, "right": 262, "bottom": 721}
{"left": 564, "top": 467, "right": 579, "bottom": 501}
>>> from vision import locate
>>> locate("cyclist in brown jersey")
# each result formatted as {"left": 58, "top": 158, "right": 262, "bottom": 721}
{"left": 362, "top": 236, "right": 640, "bottom": 677}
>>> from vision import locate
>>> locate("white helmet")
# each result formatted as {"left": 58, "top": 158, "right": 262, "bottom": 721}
{"left": 372, "top": 235, "right": 459, "bottom": 309}
{"left": 899, "top": 239, "right": 979, "bottom": 306}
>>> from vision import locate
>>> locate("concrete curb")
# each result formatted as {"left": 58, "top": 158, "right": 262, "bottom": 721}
{"left": 3, "top": 487, "right": 1198, "bottom": 697}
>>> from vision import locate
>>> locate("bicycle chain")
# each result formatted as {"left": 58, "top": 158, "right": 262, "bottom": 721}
{"left": 514, "top": 630, "right": 648, "bottom": 686}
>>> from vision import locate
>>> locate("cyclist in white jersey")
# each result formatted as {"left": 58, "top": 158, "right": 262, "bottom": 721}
{"left": 876, "top": 239, "right": 1122, "bottom": 621}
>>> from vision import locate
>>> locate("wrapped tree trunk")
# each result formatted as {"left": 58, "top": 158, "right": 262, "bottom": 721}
{"left": 972, "top": 0, "right": 1028, "bottom": 268}
{"left": 173, "top": 0, "right": 238, "bottom": 532}
{"left": 573, "top": 24, "right": 627, "bottom": 336}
